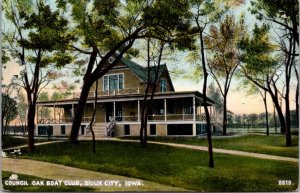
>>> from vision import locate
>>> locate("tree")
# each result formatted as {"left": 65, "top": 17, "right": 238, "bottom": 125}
{"left": 3, "top": 0, "right": 74, "bottom": 150}
{"left": 249, "top": 0, "right": 298, "bottom": 146}
{"left": 190, "top": 0, "right": 224, "bottom": 168}
{"left": 2, "top": 94, "right": 18, "bottom": 135}
{"left": 139, "top": 39, "right": 166, "bottom": 146}
{"left": 62, "top": 0, "right": 194, "bottom": 143}
{"left": 239, "top": 24, "right": 294, "bottom": 145}
{"left": 204, "top": 15, "right": 245, "bottom": 135}
{"left": 250, "top": 0, "right": 299, "bottom": 45}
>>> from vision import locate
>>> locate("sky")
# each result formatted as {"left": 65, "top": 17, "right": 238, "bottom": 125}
{"left": 2, "top": 0, "right": 298, "bottom": 115}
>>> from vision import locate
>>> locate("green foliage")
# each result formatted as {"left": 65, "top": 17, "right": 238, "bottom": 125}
{"left": 3, "top": 0, "right": 74, "bottom": 68}
{"left": 249, "top": 0, "right": 299, "bottom": 42}
{"left": 239, "top": 24, "right": 278, "bottom": 76}
{"left": 37, "top": 92, "right": 49, "bottom": 102}
{"left": 205, "top": 15, "right": 245, "bottom": 78}
{"left": 2, "top": 94, "right": 18, "bottom": 124}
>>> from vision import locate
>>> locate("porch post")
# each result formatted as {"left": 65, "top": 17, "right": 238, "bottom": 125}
{"left": 138, "top": 100, "right": 140, "bottom": 122}
{"left": 193, "top": 97, "right": 196, "bottom": 121}
{"left": 164, "top": 99, "right": 167, "bottom": 122}
{"left": 182, "top": 99, "right": 184, "bottom": 120}
{"left": 36, "top": 106, "right": 39, "bottom": 124}
{"left": 71, "top": 104, "right": 75, "bottom": 118}
{"left": 113, "top": 102, "right": 116, "bottom": 118}
{"left": 193, "top": 97, "right": 196, "bottom": 136}
{"left": 54, "top": 105, "right": 56, "bottom": 123}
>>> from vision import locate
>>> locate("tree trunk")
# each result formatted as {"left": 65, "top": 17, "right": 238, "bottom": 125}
{"left": 270, "top": 93, "right": 286, "bottom": 135}
{"left": 198, "top": 25, "right": 214, "bottom": 168}
{"left": 69, "top": 80, "right": 93, "bottom": 143}
{"left": 222, "top": 96, "right": 227, "bottom": 135}
{"left": 273, "top": 105, "right": 277, "bottom": 133}
{"left": 285, "top": 90, "right": 292, "bottom": 146}
{"left": 27, "top": 103, "right": 36, "bottom": 151}
{"left": 263, "top": 91, "right": 269, "bottom": 136}
{"left": 294, "top": 66, "right": 299, "bottom": 127}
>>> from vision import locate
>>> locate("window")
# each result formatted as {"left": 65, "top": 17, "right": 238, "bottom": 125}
{"left": 150, "top": 125, "right": 156, "bottom": 136}
{"left": 160, "top": 79, "right": 167, "bottom": 92}
{"left": 124, "top": 125, "right": 130, "bottom": 135}
{"left": 103, "top": 74, "right": 124, "bottom": 91}
{"left": 61, "top": 125, "right": 66, "bottom": 135}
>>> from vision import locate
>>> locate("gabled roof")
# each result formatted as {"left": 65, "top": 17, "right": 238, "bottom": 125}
{"left": 121, "top": 57, "right": 166, "bottom": 83}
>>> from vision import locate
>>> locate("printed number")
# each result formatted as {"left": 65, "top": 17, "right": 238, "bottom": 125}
{"left": 278, "top": 180, "right": 292, "bottom": 185}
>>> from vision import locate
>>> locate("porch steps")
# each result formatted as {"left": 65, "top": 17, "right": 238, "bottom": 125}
{"left": 85, "top": 123, "right": 107, "bottom": 137}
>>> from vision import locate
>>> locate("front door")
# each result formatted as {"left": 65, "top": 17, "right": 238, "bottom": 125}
{"left": 106, "top": 103, "right": 113, "bottom": 122}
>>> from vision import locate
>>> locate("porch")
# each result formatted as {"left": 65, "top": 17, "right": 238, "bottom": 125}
{"left": 35, "top": 91, "right": 215, "bottom": 137}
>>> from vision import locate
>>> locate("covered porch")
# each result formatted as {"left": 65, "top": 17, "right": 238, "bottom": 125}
{"left": 35, "top": 91, "right": 215, "bottom": 137}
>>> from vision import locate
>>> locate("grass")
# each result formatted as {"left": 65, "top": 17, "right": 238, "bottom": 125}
{"left": 2, "top": 135, "right": 56, "bottom": 149}
{"left": 119, "top": 134, "right": 299, "bottom": 158}
{"left": 19, "top": 140, "right": 298, "bottom": 192}
{"left": 2, "top": 171, "right": 94, "bottom": 192}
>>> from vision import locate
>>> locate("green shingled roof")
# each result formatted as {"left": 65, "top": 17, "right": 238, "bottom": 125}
{"left": 121, "top": 57, "right": 166, "bottom": 83}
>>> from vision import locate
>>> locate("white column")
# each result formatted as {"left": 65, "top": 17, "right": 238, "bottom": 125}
{"left": 164, "top": 99, "right": 167, "bottom": 122}
{"left": 113, "top": 102, "right": 116, "bottom": 118}
{"left": 193, "top": 97, "right": 196, "bottom": 121}
{"left": 54, "top": 105, "right": 56, "bottom": 123}
{"left": 138, "top": 100, "right": 140, "bottom": 122}
{"left": 36, "top": 106, "right": 39, "bottom": 124}
{"left": 193, "top": 97, "right": 196, "bottom": 136}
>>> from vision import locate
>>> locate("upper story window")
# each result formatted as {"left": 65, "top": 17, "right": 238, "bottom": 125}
{"left": 160, "top": 79, "right": 167, "bottom": 92}
{"left": 103, "top": 74, "right": 124, "bottom": 91}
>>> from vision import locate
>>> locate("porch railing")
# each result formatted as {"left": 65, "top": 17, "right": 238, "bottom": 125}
{"left": 106, "top": 117, "right": 115, "bottom": 136}
{"left": 37, "top": 114, "right": 212, "bottom": 124}
{"left": 73, "top": 87, "right": 146, "bottom": 98}
{"left": 37, "top": 117, "right": 93, "bottom": 124}
{"left": 115, "top": 116, "right": 138, "bottom": 122}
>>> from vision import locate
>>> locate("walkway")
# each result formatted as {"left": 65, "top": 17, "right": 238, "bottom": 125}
{"left": 79, "top": 137, "right": 299, "bottom": 163}
{"left": 2, "top": 158, "right": 187, "bottom": 191}
{"left": 3, "top": 140, "right": 64, "bottom": 151}
{"left": 4, "top": 137, "right": 298, "bottom": 163}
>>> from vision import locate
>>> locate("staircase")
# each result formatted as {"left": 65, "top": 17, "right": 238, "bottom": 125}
{"left": 85, "top": 123, "right": 108, "bottom": 137}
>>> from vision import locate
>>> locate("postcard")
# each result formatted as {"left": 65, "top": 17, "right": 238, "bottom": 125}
{"left": 1, "top": 0, "right": 298, "bottom": 192}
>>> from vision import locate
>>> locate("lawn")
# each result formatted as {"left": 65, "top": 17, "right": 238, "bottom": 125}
{"left": 2, "top": 135, "right": 58, "bottom": 149}
{"left": 2, "top": 171, "right": 94, "bottom": 192}
{"left": 19, "top": 140, "right": 298, "bottom": 192}
{"left": 119, "top": 134, "right": 299, "bottom": 158}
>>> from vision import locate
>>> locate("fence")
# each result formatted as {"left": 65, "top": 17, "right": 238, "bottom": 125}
{"left": 227, "top": 127, "right": 298, "bottom": 134}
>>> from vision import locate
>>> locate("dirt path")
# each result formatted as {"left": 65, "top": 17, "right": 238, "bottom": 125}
{"left": 79, "top": 137, "right": 299, "bottom": 163}
{"left": 2, "top": 158, "right": 187, "bottom": 191}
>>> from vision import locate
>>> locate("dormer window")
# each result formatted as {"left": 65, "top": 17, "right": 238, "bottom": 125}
{"left": 160, "top": 79, "right": 166, "bottom": 92}
{"left": 104, "top": 74, "right": 124, "bottom": 91}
